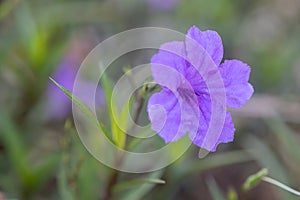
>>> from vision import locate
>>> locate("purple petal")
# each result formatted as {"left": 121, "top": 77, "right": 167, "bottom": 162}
{"left": 148, "top": 90, "right": 181, "bottom": 142}
{"left": 219, "top": 60, "right": 254, "bottom": 108}
{"left": 187, "top": 26, "right": 224, "bottom": 66}
{"left": 151, "top": 41, "right": 187, "bottom": 91}
{"left": 148, "top": 89, "right": 199, "bottom": 142}
{"left": 184, "top": 29, "right": 224, "bottom": 97}
{"left": 208, "top": 112, "right": 235, "bottom": 151}
{"left": 191, "top": 96, "right": 235, "bottom": 151}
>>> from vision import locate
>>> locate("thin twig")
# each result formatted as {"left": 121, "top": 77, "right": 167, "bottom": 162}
{"left": 262, "top": 176, "right": 300, "bottom": 196}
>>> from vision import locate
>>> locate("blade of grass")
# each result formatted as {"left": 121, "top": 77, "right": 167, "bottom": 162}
{"left": 100, "top": 73, "right": 127, "bottom": 148}
{"left": 183, "top": 150, "right": 252, "bottom": 177}
{"left": 119, "top": 170, "right": 165, "bottom": 200}
{"left": 262, "top": 176, "right": 300, "bottom": 196}
{"left": 49, "top": 77, "right": 112, "bottom": 144}
{"left": 113, "top": 178, "right": 165, "bottom": 192}
{"left": 265, "top": 117, "right": 300, "bottom": 165}
{"left": 58, "top": 165, "right": 75, "bottom": 200}
{"left": 206, "top": 177, "right": 226, "bottom": 200}
{"left": 0, "top": 113, "right": 30, "bottom": 180}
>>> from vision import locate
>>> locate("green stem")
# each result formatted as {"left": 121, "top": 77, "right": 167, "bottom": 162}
{"left": 103, "top": 87, "right": 146, "bottom": 200}
{"left": 262, "top": 176, "right": 300, "bottom": 196}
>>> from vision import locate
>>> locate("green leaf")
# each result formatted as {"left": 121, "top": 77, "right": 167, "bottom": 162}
{"left": 119, "top": 96, "right": 133, "bottom": 132}
{"left": 243, "top": 168, "right": 268, "bottom": 192}
{"left": 265, "top": 118, "right": 300, "bottom": 166}
{"left": 0, "top": 113, "right": 29, "bottom": 180}
{"left": 113, "top": 178, "right": 165, "bottom": 192}
{"left": 206, "top": 177, "right": 226, "bottom": 200}
{"left": 227, "top": 188, "right": 238, "bottom": 200}
{"left": 77, "top": 157, "right": 104, "bottom": 200}
{"left": 119, "top": 170, "right": 165, "bottom": 200}
{"left": 182, "top": 150, "right": 252, "bottom": 177}
{"left": 116, "top": 96, "right": 133, "bottom": 147}
{"left": 100, "top": 73, "right": 127, "bottom": 148}
{"left": 58, "top": 165, "right": 75, "bottom": 200}
{"left": 49, "top": 77, "right": 112, "bottom": 144}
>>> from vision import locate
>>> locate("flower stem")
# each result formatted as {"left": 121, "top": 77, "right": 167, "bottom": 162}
{"left": 262, "top": 176, "right": 300, "bottom": 196}
{"left": 133, "top": 94, "right": 145, "bottom": 125}
{"left": 103, "top": 84, "right": 150, "bottom": 200}
{"left": 103, "top": 170, "right": 119, "bottom": 200}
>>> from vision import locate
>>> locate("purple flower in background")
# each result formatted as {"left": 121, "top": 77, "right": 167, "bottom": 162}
{"left": 46, "top": 48, "right": 103, "bottom": 120}
{"left": 46, "top": 55, "right": 78, "bottom": 120}
{"left": 147, "top": 26, "right": 254, "bottom": 151}
{"left": 147, "top": 0, "right": 180, "bottom": 11}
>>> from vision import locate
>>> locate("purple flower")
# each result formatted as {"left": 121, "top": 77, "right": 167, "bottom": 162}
{"left": 147, "top": 26, "right": 254, "bottom": 151}
{"left": 46, "top": 54, "right": 103, "bottom": 120}
{"left": 46, "top": 56, "right": 78, "bottom": 120}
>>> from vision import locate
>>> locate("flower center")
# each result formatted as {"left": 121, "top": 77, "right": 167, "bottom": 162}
{"left": 177, "top": 87, "right": 198, "bottom": 105}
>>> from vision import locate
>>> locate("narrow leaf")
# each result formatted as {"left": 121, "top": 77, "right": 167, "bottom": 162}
{"left": 206, "top": 177, "right": 226, "bottom": 200}
{"left": 243, "top": 168, "right": 268, "bottom": 192}
{"left": 119, "top": 170, "right": 164, "bottom": 200}
{"left": 114, "top": 178, "right": 165, "bottom": 192}
{"left": 49, "top": 77, "right": 112, "bottom": 143}
{"left": 0, "top": 113, "right": 29, "bottom": 179}
{"left": 100, "top": 73, "right": 127, "bottom": 148}
{"left": 227, "top": 188, "right": 238, "bottom": 200}
{"left": 58, "top": 166, "right": 74, "bottom": 200}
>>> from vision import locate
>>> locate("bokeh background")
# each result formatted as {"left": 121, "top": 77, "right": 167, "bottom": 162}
{"left": 0, "top": 0, "right": 300, "bottom": 199}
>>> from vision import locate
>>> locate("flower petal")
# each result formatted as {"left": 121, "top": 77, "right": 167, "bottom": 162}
{"left": 187, "top": 26, "right": 224, "bottom": 66}
{"left": 211, "top": 112, "right": 235, "bottom": 151}
{"left": 184, "top": 27, "right": 223, "bottom": 97}
{"left": 148, "top": 90, "right": 181, "bottom": 142}
{"left": 148, "top": 89, "right": 199, "bottom": 143}
{"left": 151, "top": 41, "right": 187, "bottom": 90}
{"left": 219, "top": 60, "right": 254, "bottom": 108}
{"left": 190, "top": 95, "right": 235, "bottom": 151}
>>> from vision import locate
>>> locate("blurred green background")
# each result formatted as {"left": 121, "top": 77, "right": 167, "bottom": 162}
{"left": 0, "top": 0, "right": 300, "bottom": 199}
